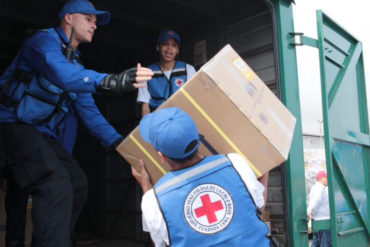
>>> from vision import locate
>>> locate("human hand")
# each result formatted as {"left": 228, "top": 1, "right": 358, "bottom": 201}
{"left": 131, "top": 159, "right": 153, "bottom": 193}
{"left": 97, "top": 64, "right": 151, "bottom": 95}
{"left": 133, "top": 63, "right": 153, "bottom": 86}
{"left": 97, "top": 68, "right": 137, "bottom": 94}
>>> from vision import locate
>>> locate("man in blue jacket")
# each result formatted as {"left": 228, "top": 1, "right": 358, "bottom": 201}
{"left": 0, "top": 0, "right": 153, "bottom": 246}
{"left": 131, "top": 107, "right": 270, "bottom": 247}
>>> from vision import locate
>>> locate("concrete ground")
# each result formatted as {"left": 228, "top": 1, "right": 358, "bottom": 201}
{"left": 0, "top": 189, "right": 146, "bottom": 247}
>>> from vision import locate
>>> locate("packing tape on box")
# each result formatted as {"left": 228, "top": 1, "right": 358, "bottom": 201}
{"left": 129, "top": 135, "right": 167, "bottom": 175}
{"left": 266, "top": 107, "right": 295, "bottom": 158}
{"left": 179, "top": 87, "right": 262, "bottom": 177}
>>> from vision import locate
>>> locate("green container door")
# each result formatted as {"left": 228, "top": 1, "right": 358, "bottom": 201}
{"left": 317, "top": 10, "right": 370, "bottom": 246}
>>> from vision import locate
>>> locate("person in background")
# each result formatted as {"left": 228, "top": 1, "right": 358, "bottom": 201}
{"left": 0, "top": 0, "right": 153, "bottom": 246}
{"left": 131, "top": 107, "right": 270, "bottom": 247}
{"left": 307, "top": 170, "right": 331, "bottom": 247}
{"left": 137, "top": 30, "right": 196, "bottom": 117}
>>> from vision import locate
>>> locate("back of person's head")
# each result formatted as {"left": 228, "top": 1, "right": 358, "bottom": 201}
{"left": 157, "top": 30, "right": 181, "bottom": 46}
{"left": 139, "top": 107, "right": 199, "bottom": 161}
{"left": 316, "top": 170, "right": 327, "bottom": 181}
{"left": 59, "top": 0, "right": 111, "bottom": 26}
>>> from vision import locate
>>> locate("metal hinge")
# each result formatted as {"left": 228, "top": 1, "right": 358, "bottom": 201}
{"left": 289, "top": 32, "right": 318, "bottom": 48}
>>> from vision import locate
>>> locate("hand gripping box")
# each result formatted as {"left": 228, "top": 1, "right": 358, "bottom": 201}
{"left": 117, "top": 44, "right": 296, "bottom": 184}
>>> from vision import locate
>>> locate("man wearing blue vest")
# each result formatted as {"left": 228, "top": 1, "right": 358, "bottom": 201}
{"left": 137, "top": 30, "right": 196, "bottom": 117}
{"left": 131, "top": 107, "right": 270, "bottom": 247}
{"left": 0, "top": 0, "right": 153, "bottom": 246}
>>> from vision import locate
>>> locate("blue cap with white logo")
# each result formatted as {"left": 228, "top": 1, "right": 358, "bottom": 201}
{"left": 157, "top": 30, "right": 181, "bottom": 46}
{"left": 139, "top": 107, "right": 199, "bottom": 159}
{"left": 58, "top": 0, "right": 111, "bottom": 26}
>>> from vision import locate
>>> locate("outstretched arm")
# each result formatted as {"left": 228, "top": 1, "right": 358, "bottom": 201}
{"left": 96, "top": 63, "right": 153, "bottom": 95}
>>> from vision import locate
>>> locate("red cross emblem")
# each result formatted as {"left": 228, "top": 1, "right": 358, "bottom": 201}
{"left": 184, "top": 184, "right": 234, "bottom": 234}
{"left": 175, "top": 78, "right": 184, "bottom": 87}
{"left": 194, "top": 194, "right": 224, "bottom": 224}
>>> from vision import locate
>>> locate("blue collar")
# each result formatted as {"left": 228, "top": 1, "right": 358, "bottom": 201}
{"left": 54, "top": 27, "right": 81, "bottom": 56}
{"left": 55, "top": 27, "right": 69, "bottom": 45}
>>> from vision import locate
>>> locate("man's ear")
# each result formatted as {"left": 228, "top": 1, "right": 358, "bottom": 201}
{"left": 157, "top": 151, "right": 167, "bottom": 163}
{"left": 156, "top": 45, "right": 159, "bottom": 52}
{"left": 64, "top": 13, "right": 73, "bottom": 25}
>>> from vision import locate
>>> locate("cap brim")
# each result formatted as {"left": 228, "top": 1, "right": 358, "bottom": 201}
{"left": 157, "top": 36, "right": 181, "bottom": 46}
{"left": 139, "top": 113, "right": 153, "bottom": 145}
{"left": 79, "top": 10, "right": 111, "bottom": 25}
{"left": 95, "top": 11, "right": 111, "bottom": 26}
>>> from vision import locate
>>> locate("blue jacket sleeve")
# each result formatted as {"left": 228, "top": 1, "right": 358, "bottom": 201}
{"left": 73, "top": 93, "right": 122, "bottom": 147}
{"left": 20, "top": 30, "right": 106, "bottom": 93}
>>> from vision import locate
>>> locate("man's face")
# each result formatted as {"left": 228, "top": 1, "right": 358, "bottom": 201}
{"left": 70, "top": 13, "right": 97, "bottom": 44}
{"left": 157, "top": 38, "right": 179, "bottom": 63}
{"left": 320, "top": 177, "right": 328, "bottom": 186}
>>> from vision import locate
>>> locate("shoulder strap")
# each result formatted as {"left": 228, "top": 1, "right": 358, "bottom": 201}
{"left": 42, "top": 28, "right": 67, "bottom": 48}
{"left": 169, "top": 61, "right": 187, "bottom": 79}
{"left": 155, "top": 155, "right": 229, "bottom": 194}
{"left": 150, "top": 63, "right": 164, "bottom": 78}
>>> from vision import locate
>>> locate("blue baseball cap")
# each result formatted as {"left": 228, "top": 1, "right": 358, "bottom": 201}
{"left": 58, "top": 0, "right": 111, "bottom": 26}
{"left": 139, "top": 107, "right": 199, "bottom": 159}
{"left": 157, "top": 30, "right": 181, "bottom": 46}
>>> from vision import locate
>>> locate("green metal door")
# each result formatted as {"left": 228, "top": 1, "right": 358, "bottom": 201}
{"left": 316, "top": 10, "right": 370, "bottom": 246}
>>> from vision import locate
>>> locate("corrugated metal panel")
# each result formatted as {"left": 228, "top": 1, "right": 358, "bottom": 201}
{"left": 226, "top": 11, "right": 276, "bottom": 93}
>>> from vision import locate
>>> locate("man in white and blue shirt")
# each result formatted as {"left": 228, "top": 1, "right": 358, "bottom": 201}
{"left": 137, "top": 30, "right": 196, "bottom": 117}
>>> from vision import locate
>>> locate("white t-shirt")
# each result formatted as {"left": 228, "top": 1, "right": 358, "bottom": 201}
{"left": 307, "top": 181, "right": 330, "bottom": 220}
{"left": 141, "top": 153, "right": 266, "bottom": 247}
{"left": 137, "top": 63, "right": 196, "bottom": 103}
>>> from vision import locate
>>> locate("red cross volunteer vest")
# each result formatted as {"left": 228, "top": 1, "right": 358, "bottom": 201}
{"left": 154, "top": 154, "right": 270, "bottom": 247}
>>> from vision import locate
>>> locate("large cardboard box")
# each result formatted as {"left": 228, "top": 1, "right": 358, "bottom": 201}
{"left": 117, "top": 44, "right": 296, "bottom": 183}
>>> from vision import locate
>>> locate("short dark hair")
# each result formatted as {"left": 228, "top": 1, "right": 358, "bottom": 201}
{"left": 169, "top": 150, "right": 199, "bottom": 163}
{"left": 168, "top": 140, "right": 199, "bottom": 163}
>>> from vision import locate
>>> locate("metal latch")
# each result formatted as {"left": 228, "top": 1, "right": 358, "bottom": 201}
{"left": 289, "top": 32, "right": 318, "bottom": 48}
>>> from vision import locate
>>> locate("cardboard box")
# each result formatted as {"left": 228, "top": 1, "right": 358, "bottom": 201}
{"left": 117, "top": 44, "right": 296, "bottom": 183}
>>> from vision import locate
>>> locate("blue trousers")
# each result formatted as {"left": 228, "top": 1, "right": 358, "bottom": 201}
{"left": 311, "top": 229, "right": 331, "bottom": 247}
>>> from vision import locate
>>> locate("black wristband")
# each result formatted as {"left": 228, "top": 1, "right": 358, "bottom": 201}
{"left": 111, "top": 136, "right": 124, "bottom": 149}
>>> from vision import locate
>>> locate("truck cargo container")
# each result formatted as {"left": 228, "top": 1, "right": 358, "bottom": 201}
{"left": 0, "top": 0, "right": 368, "bottom": 246}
